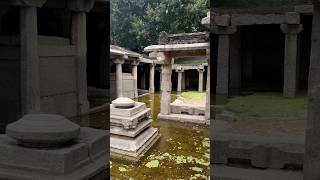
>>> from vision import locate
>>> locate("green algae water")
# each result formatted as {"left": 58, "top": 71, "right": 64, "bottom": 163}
{"left": 111, "top": 93, "right": 210, "bottom": 179}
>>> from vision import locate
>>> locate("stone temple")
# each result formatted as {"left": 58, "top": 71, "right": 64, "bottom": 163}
{"left": 110, "top": 97, "right": 160, "bottom": 161}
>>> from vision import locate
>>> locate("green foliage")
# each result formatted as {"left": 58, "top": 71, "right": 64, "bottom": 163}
{"left": 111, "top": 0, "right": 209, "bottom": 52}
{"left": 214, "top": 0, "right": 304, "bottom": 8}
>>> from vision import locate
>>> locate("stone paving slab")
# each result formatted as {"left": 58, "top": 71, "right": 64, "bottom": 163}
{"left": 211, "top": 164, "right": 303, "bottom": 180}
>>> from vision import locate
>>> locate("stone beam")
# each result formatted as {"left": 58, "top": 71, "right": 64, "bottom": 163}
{"left": 231, "top": 14, "right": 286, "bottom": 26}
{"left": 0, "top": 0, "right": 46, "bottom": 7}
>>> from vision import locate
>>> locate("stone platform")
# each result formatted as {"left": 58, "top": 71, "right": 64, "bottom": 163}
{"left": 0, "top": 127, "right": 108, "bottom": 180}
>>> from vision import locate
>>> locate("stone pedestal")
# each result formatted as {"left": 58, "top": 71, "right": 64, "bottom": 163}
{"left": 110, "top": 97, "right": 160, "bottom": 160}
{"left": 149, "top": 63, "right": 155, "bottom": 93}
{"left": 281, "top": 23, "right": 303, "bottom": 98}
{"left": 0, "top": 114, "right": 108, "bottom": 180}
{"left": 198, "top": 66, "right": 205, "bottom": 92}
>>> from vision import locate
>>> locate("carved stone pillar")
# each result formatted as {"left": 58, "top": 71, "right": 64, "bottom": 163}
{"left": 176, "top": 66, "right": 184, "bottom": 93}
{"left": 198, "top": 66, "right": 205, "bottom": 92}
{"left": 131, "top": 60, "right": 139, "bottom": 97}
{"left": 113, "top": 59, "right": 125, "bottom": 98}
{"left": 160, "top": 53, "right": 172, "bottom": 115}
{"left": 149, "top": 63, "right": 155, "bottom": 93}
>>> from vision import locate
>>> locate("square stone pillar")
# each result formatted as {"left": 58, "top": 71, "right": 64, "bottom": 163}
{"left": 281, "top": 15, "right": 303, "bottom": 98}
{"left": 176, "top": 66, "right": 184, "bottom": 94}
{"left": 159, "top": 52, "right": 172, "bottom": 115}
{"left": 213, "top": 19, "right": 237, "bottom": 105}
{"left": 113, "top": 59, "right": 124, "bottom": 98}
{"left": 149, "top": 63, "right": 155, "bottom": 93}
{"left": 198, "top": 65, "right": 205, "bottom": 92}
{"left": 20, "top": 6, "right": 40, "bottom": 114}
{"left": 72, "top": 12, "right": 90, "bottom": 115}
{"left": 304, "top": 2, "right": 320, "bottom": 179}
{"left": 131, "top": 60, "right": 139, "bottom": 97}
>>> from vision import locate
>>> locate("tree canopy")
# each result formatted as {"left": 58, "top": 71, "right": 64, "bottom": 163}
{"left": 111, "top": 0, "right": 209, "bottom": 53}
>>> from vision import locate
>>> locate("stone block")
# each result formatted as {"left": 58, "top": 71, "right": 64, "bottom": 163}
{"left": 214, "top": 15, "right": 231, "bottom": 27}
{"left": 110, "top": 108, "right": 150, "bottom": 129}
{"left": 285, "top": 12, "right": 300, "bottom": 24}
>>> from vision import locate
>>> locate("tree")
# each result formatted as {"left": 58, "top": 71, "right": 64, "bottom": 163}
{"left": 111, "top": 0, "right": 209, "bottom": 52}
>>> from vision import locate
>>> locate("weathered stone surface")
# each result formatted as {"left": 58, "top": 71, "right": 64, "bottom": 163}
{"left": 6, "top": 114, "right": 80, "bottom": 147}
{"left": 231, "top": 13, "right": 285, "bottom": 26}
{"left": 111, "top": 107, "right": 150, "bottom": 129}
{"left": 0, "top": 127, "right": 108, "bottom": 179}
{"left": 112, "top": 97, "right": 135, "bottom": 108}
{"left": 158, "top": 113, "right": 207, "bottom": 124}
{"left": 110, "top": 101, "right": 145, "bottom": 117}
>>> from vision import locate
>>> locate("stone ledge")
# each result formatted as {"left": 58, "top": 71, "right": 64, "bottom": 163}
{"left": 212, "top": 133, "right": 305, "bottom": 169}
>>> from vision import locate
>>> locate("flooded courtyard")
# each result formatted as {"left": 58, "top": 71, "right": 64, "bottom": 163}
{"left": 74, "top": 92, "right": 210, "bottom": 179}
{"left": 110, "top": 93, "right": 210, "bottom": 179}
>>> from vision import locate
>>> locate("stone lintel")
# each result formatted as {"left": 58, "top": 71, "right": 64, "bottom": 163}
{"left": 212, "top": 25, "right": 237, "bottom": 35}
{"left": 68, "top": 0, "right": 95, "bottom": 12}
{"left": 231, "top": 13, "right": 286, "bottom": 26}
{"left": 280, "top": 24, "right": 303, "bottom": 34}
{"left": 149, "top": 63, "right": 156, "bottom": 67}
{"left": 0, "top": 0, "right": 47, "bottom": 7}
{"left": 112, "top": 58, "right": 125, "bottom": 64}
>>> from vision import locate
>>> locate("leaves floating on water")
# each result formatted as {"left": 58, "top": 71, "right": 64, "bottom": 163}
{"left": 145, "top": 160, "right": 160, "bottom": 168}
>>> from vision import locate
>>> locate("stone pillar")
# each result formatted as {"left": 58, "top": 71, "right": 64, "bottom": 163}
{"left": 71, "top": 11, "right": 90, "bottom": 115}
{"left": 280, "top": 13, "right": 303, "bottom": 98}
{"left": 149, "top": 63, "right": 155, "bottom": 93}
{"left": 176, "top": 66, "right": 184, "bottom": 93}
{"left": 304, "top": 2, "right": 320, "bottom": 179}
{"left": 160, "top": 52, "right": 172, "bottom": 115}
{"left": 132, "top": 60, "right": 139, "bottom": 97}
{"left": 20, "top": 6, "right": 40, "bottom": 114}
{"left": 198, "top": 66, "right": 205, "bottom": 92}
{"left": 205, "top": 49, "right": 210, "bottom": 120}
{"left": 181, "top": 72, "right": 186, "bottom": 91}
{"left": 213, "top": 15, "right": 237, "bottom": 104}
{"left": 113, "top": 59, "right": 124, "bottom": 97}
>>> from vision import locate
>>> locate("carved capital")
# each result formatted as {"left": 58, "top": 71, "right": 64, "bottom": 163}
{"left": 176, "top": 66, "right": 184, "bottom": 73}
{"left": 112, "top": 58, "right": 125, "bottom": 64}
{"left": 68, "top": 0, "right": 95, "bottom": 12}
{"left": 280, "top": 24, "right": 303, "bottom": 34}
{"left": 131, "top": 60, "right": 140, "bottom": 66}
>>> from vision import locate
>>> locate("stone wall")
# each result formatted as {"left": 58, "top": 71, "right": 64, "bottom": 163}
{"left": 38, "top": 36, "right": 78, "bottom": 117}
{"left": 110, "top": 73, "right": 135, "bottom": 100}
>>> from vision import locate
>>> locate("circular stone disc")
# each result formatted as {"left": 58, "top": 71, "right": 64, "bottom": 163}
{"left": 112, "top": 97, "right": 135, "bottom": 108}
{"left": 6, "top": 114, "right": 80, "bottom": 148}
